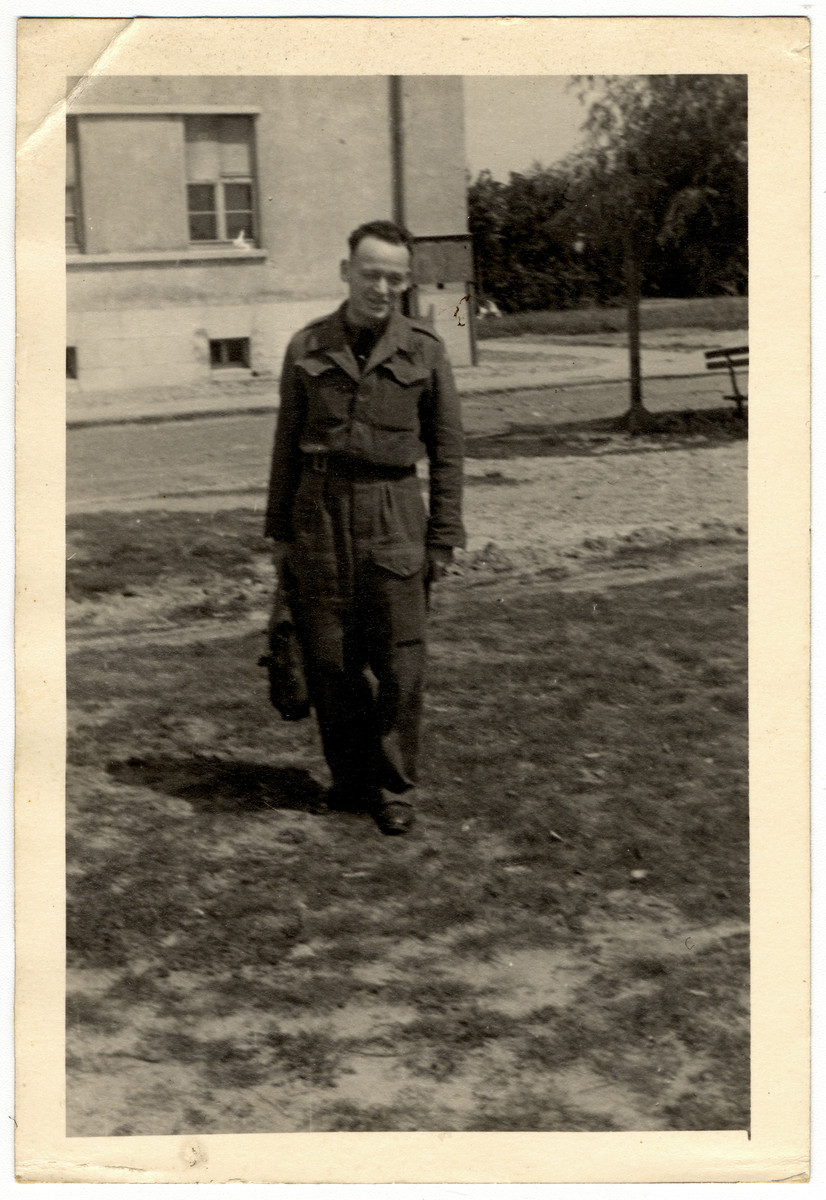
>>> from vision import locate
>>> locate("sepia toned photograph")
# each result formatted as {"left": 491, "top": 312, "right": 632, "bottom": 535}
{"left": 14, "top": 13, "right": 810, "bottom": 1185}
{"left": 64, "top": 71, "right": 749, "bottom": 1137}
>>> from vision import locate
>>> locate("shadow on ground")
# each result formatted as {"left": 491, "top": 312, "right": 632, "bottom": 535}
{"left": 466, "top": 405, "right": 746, "bottom": 459}
{"left": 107, "top": 755, "right": 326, "bottom": 816}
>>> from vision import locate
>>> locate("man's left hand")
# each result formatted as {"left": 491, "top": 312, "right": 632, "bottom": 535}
{"left": 425, "top": 545, "right": 453, "bottom": 586}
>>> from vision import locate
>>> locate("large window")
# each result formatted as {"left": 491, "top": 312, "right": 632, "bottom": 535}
{"left": 185, "top": 116, "right": 256, "bottom": 244}
{"left": 66, "top": 117, "right": 81, "bottom": 251}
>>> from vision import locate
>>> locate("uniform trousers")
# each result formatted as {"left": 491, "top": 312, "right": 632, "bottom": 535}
{"left": 286, "top": 462, "right": 428, "bottom": 800}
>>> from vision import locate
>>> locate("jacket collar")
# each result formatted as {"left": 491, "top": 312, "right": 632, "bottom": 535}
{"left": 305, "top": 304, "right": 414, "bottom": 381}
{"left": 364, "top": 307, "right": 415, "bottom": 374}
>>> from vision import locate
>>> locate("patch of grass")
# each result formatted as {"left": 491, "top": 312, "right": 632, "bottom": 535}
{"left": 67, "top": 508, "right": 748, "bottom": 1133}
{"left": 132, "top": 1026, "right": 348, "bottom": 1090}
{"left": 205, "top": 969, "right": 368, "bottom": 1017}
{"left": 168, "top": 594, "right": 251, "bottom": 621}
{"left": 378, "top": 973, "right": 482, "bottom": 1012}
{"left": 135, "top": 1031, "right": 270, "bottom": 1088}
{"left": 262, "top": 1029, "right": 347, "bottom": 1089}
{"left": 567, "top": 933, "right": 750, "bottom": 1130}
{"left": 401, "top": 1006, "right": 518, "bottom": 1051}
{"left": 184, "top": 1108, "right": 210, "bottom": 1129}
{"left": 67, "top": 992, "right": 123, "bottom": 1036}
{"left": 395, "top": 1007, "right": 521, "bottom": 1080}
{"left": 466, "top": 1091, "right": 621, "bottom": 1133}
{"left": 311, "top": 1100, "right": 427, "bottom": 1132}
{"left": 610, "top": 936, "right": 749, "bottom": 1054}
{"left": 106, "top": 972, "right": 168, "bottom": 1004}
{"left": 66, "top": 509, "right": 270, "bottom": 601}
{"left": 663, "top": 1074, "right": 750, "bottom": 1131}
{"left": 477, "top": 295, "right": 748, "bottom": 341}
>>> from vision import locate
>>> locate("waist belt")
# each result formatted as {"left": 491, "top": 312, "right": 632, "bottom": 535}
{"left": 302, "top": 451, "right": 416, "bottom": 482}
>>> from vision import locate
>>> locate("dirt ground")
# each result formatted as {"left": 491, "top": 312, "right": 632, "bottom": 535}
{"left": 66, "top": 394, "right": 749, "bottom": 1136}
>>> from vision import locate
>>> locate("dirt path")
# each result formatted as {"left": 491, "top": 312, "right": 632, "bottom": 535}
{"left": 68, "top": 539, "right": 746, "bottom": 657}
{"left": 68, "top": 441, "right": 746, "bottom": 653}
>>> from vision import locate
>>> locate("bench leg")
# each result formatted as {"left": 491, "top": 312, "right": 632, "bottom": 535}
{"left": 724, "top": 361, "right": 747, "bottom": 418}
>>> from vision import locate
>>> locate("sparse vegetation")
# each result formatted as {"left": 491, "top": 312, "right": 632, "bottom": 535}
{"left": 66, "top": 505, "right": 748, "bottom": 1135}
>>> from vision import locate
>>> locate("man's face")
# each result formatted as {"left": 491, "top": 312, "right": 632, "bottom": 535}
{"left": 341, "top": 236, "right": 411, "bottom": 328}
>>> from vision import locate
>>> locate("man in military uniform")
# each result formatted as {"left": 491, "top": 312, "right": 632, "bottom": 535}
{"left": 264, "top": 221, "right": 465, "bottom": 835}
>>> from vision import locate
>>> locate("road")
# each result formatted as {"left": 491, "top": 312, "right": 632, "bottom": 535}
{"left": 68, "top": 413, "right": 278, "bottom": 514}
{"left": 67, "top": 375, "right": 731, "bottom": 514}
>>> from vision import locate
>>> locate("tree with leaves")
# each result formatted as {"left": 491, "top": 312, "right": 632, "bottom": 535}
{"left": 467, "top": 169, "right": 509, "bottom": 305}
{"left": 570, "top": 74, "right": 747, "bottom": 427}
{"left": 469, "top": 165, "right": 609, "bottom": 312}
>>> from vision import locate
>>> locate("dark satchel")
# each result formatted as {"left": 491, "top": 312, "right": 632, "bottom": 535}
{"left": 258, "top": 589, "right": 311, "bottom": 722}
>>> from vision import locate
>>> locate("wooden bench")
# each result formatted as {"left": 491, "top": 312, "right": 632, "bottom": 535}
{"left": 705, "top": 345, "right": 749, "bottom": 417}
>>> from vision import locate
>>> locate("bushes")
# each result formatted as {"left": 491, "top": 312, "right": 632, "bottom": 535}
{"left": 468, "top": 76, "right": 748, "bottom": 315}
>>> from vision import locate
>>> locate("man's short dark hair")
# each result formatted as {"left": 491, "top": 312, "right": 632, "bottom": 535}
{"left": 348, "top": 220, "right": 414, "bottom": 257}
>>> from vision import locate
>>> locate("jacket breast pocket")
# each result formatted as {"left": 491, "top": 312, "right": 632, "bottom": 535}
{"left": 296, "top": 356, "right": 353, "bottom": 425}
{"left": 367, "top": 361, "right": 429, "bottom": 431}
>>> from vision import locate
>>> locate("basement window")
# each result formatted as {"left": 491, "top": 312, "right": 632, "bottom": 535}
{"left": 209, "top": 337, "right": 250, "bottom": 369}
{"left": 66, "top": 346, "right": 78, "bottom": 379}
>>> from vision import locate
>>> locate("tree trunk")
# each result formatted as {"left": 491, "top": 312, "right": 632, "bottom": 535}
{"left": 624, "top": 236, "right": 647, "bottom": 429}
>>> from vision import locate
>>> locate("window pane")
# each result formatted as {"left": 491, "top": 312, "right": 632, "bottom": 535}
{"left": 65, "top": 217, "right": 78, "bottom": 249}
{"left": 224, "top": 182, "right": 251, "bottom": 210}
{"left": 185, "top": 116, "right": 221, "bottom": 180}
{"left": 189, "top": 213, "right": 218, "bottom": 241}
{"left": 66, "top": 185, "right": 76, "bottom": 219}
{"left": 218, "top": 117, "right": 252, "bottom": 176}
{"left": 187, "top": 183, "right": 216, "bottom": 212}
{"left": 225, "top": 211, "right": 253, "bottom": 241}
{"left": 226, "top": 338, "right": 249, "bottom": 366}
{"left": 185, "top": 115, "right": 253, "bottom": 180}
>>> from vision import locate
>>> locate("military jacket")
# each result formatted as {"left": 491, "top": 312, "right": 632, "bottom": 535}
{"left": 264, "top": 304, "right": 465, "bottom": 549}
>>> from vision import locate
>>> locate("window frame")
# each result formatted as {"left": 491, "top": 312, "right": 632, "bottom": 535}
{"left": 65, "top": 116, "right": 83, "bottom": 253}
{"left": 184, "top": 116, "right": 258, "bottom": 247}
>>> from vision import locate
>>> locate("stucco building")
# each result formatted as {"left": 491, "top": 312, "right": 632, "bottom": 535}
{"left": 66, "top": 76, "right": 475, "bottom": 395}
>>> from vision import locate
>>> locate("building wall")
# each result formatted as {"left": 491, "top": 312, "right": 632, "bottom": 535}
{"left": 399, "top": 76, "right": 467, "bottom": 237}
{"left": 67, "top": 76, "right": 470, "bottom": 394}
{"left": 71, "top": 74, "right": 394, "bottom": 288}
{"left": 66, "top": 293, "right": 342, "bottom": 390}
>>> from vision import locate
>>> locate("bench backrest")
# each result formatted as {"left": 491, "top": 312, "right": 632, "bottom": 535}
{"left": 705, "top": 346, "right": 749, "bottom": 370}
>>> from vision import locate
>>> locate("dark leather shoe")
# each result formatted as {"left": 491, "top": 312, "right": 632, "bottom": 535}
{"left": 373, "top": 798, "right": 415, "bottom": 836}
